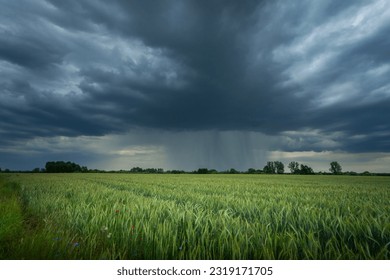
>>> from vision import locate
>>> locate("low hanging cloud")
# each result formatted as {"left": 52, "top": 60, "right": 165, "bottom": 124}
{"left": 1, "top": 0, "right": 390, "bottom": 171}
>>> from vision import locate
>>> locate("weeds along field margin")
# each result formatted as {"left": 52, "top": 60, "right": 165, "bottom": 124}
{"left": 1, "top": 173, "right": 389, "bottom": 259}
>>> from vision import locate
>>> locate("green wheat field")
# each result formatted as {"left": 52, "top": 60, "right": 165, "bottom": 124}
{"left": 1, "top": 173, "right": 389, "bottom": 260}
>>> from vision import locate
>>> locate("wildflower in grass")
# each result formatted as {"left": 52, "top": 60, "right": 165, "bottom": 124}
{"left": 69, "top": 241, "right": 80, "bottom": 248}
{"left": 115, "top": 210, "right": 120, "bottom": 214}
{"left": 101, "top": 226, "right": 108, "bottom": 232}
{"left": 107, "top": 233, "right": 112, "bottom": 238}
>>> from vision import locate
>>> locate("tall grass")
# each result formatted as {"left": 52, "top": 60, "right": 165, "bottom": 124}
{"left": 2, "top": 174, "right": 389, "bottom": 259}
{"left": 0, "top": 178, "right": 24, "bottom": 258}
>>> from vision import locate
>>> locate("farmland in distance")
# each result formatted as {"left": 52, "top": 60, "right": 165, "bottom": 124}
{"left": 1, "top": 173, "right": 389, "bottom": 259}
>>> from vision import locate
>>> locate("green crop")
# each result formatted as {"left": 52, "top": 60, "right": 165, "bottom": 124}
{"left": 1, "top": 174, "right": 389, "bottom": 259}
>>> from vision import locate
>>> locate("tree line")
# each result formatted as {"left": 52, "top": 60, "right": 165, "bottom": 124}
{"left": 1, "top": 160, "right": 386, "bottom": 175}
{"left": 263, "top": 161, "right": 343, "bottom": 174}
{"left": 45, "top": 161, "right": 88, "bottom": 173}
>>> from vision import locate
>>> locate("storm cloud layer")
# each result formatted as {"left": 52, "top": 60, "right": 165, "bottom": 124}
{"left": 1, "top": 0, "right": 390, "bottom": 171}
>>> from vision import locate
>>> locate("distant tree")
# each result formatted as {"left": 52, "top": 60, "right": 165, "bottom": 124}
{"left": 246, "top": 168, "right": 263, "bottom": 174}
{"left": 329, "top": 161, "right": 342, "bottom": 175}
{"left": 274, "top": 161, "right": 284, "bottom": 174}
{"left": 197, "top": 168, "right": 209, "bottom": 174}
{"left": 263, "top": 161, "right": 284, "bottom": 174}
{"left": 45, "top": 162, "right": 55, "bottom": 172}
{"left": 145, "top": 168, "right": 156, "bottom": 173}
{"left": 300, "top": 164, "right": 314, "bottom": 175}
{"left": 247, "top": 168, "right": 256, "bottom": 174}
{"left": 32, "top": 167, "right": 40, "bottom": 173}
{"left": 288, "top": 161, "right": 300, "bottom": 174}
{"left": 263, "top": 162, "right": 276, "bottom": 174}
{"left": 227, "top": 168, "right": 239, "bottom": 174}
{"left": 168, "top": 170, "right": 185, "bottom": 174}
{"left": 130, "top": 167, "right": 143, "bottom": 173}
{"left": 45, "top": 161, "right": 83, "bottom": 173}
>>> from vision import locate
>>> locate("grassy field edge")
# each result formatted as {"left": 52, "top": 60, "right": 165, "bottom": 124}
{"left": 0, "top": 176, "right": 25, "bottom": 258}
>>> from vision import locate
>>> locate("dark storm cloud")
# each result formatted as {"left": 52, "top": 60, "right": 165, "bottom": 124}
{"left": 64, "top": 0, "right": 306, "bottom": 132}
{"left": 1, "top": 0, "right": 390, "bottom": 163}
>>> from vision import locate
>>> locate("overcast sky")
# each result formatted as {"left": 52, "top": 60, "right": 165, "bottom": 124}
{"left": 1, "top": 0, "right": 390, "bottom": 172}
